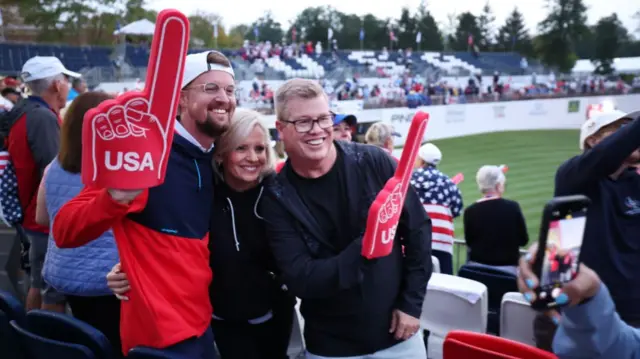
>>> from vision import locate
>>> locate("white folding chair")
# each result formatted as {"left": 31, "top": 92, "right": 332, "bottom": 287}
{"left": 431, "top": 256, "right": 441, "bottom": 273}
{"left": 421, "top": 273, "right": 488, "bottom": 359}
{"left": 287, "top": 298, "right": 305, "bottom": 359}
{"left": 500, "top": 292, "right": 537, "bottom": 346}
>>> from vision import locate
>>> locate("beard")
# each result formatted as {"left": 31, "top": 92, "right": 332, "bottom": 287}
{"left": 196, "top": 112, "right": 230, "bottom": 138}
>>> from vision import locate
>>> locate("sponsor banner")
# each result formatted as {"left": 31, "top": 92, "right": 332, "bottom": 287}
{"left": 445, "top": 107, "right": 465, "bottom": 123}
{"left": 493, "top": 105, "right": 506, "bottom": 119}
{"left": 567, "top": 100, "right": 580, "bottom": 113}
{"left": 529, "top": 101, "right": 547, "bottom": 116}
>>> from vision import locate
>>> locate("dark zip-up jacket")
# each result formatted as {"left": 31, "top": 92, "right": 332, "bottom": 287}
{"left": 260, "top": 141, "right": 432, "bottom": 357}
{"left": 555, "top": 110, "right": 640, "bottom": 324}
{"left": 209, "top": 180, "right": 294, "bottom": 322}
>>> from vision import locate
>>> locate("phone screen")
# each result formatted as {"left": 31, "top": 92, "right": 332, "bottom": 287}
{"left": 538, "top": 210, "right": 587, "bottom": 303}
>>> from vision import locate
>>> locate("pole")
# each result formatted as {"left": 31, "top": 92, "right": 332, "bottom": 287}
{"left": 360, "top": 18, "right": 364, "bottom": 51}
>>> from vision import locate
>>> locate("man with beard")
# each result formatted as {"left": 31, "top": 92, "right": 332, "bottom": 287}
{"left": 52, "top": 51, "right": 235, "bottom": 358}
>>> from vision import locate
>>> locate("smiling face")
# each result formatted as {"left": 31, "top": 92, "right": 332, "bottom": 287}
{"left": 222, "top": 124, "right": 268, "bottom": 191}
{"left": 276, "top": 95, "right": 334, "bottom": 163}
{"left": 333, "top": 121, "right": 352, "bottom": 141}
{"left": 180, "top": 70, "right": 236, "bottom": 139}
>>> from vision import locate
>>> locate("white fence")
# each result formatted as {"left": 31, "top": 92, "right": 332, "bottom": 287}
{"left": 263, "top": 94, "right": 640, "bottom": 147}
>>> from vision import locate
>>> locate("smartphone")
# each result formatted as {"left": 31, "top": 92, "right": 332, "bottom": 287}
{"left": 531, "top": 195, "right": 590, "bottom": 311}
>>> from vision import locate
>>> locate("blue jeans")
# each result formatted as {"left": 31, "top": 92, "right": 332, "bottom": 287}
{"left": 306, "top": 332, "right": 425, "bottom": 359}
{"left": 162, "top": 326, "right": 217, "bottom": 359}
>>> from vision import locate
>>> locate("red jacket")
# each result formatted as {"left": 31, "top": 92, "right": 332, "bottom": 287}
{"left": 53, "top": 133, "right": 214, "bottom": 354}
{"left": 6, "top": 97, "right": 60, "bottom": 233}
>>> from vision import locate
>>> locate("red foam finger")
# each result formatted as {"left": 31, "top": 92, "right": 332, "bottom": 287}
{"left": 363, "top": 180, "right": 403, "bottom": 258}
{"left": 143, "top": 9, "right": 190, "bottom": 137}
{"left": 107, "top": 106, "right": 130, "bottom": 138}
{"left": 94, "top": 114, "right": 115, "bottom": 141}
{"left": 396, "top": 112, "right": 429, "bottom": 193}
{"left": 81, "top": 11, "right": 191, "bottom": 190}
{"left": 125, "top": 98, "right": 150, "bottom": 123}
{"left": 451, "top": 172, "right": 464, "bottom": 185}
{"left": 362, "top": 112, "right": 430, "bottom": 259}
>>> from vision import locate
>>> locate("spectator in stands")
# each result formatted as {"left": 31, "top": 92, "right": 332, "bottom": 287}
{"left": 107, "top": 109, "right": 296, "bottom": 359}
{"left": 532, "top": 109, "right": 640, "bottom": 347}
{"left": 261, "top": 78, "right": 431, "bottom": 358}
{"left": 332, "top": 113, "right": 357, "bottom": 142}
{"left": 35, "top": 91, "right": 122, "bottom": 355}
{"left": 518, "top": 245, "right": 640, "bottom": 358}
{"left": 53, "top": 50, "right": 236, "bottom": 358}
{"left": 410, "top": 143, "right": 463, "bottom": 274}
{"left": 5, "top": 56, "right": 79, "bottom": 311}
{"left": 364, "top": 122, "right": 401, "bottom": 161}
{"left": 67, "top": 78, "right": 87, "bottom": 103}
{"left": 0, "top": 87, "right": 21, "bottom": 112}
{"left": 463, "top": 165, "right": 528, "bottom": 274}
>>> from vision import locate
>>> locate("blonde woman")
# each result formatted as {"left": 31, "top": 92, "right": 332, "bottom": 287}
{"left": 107, "top": 109, "right": 295, "bottom": 359}
{"left": 364, "top": 121, "right": 401, "bottom": 161}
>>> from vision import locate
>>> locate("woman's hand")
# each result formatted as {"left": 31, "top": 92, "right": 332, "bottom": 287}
{"left": 517, "top": 243, "right": 602, "bottom": 323}
{"left": 106, "top": 263, "right": 130, "bottom": 301}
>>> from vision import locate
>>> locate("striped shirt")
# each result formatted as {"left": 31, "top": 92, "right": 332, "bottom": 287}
{"left": 410, "top": 165, "right": 463, "bottom": 254}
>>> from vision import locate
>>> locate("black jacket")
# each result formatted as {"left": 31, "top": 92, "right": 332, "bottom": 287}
{"left": 261, "top": 141, "right": 432, "bottom": 356}
{"left": 209, "top": 180, "right": 294, "bottom": 322}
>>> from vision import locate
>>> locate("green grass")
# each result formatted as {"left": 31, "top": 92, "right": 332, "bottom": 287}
{"left": 426, "top": 130, "right": 580, "bottom": 257}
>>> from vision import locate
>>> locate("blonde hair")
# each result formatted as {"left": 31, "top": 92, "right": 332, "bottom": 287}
{"left": 476, "top": 165, "right": 506, "bottom": 193}
{"left": 365, "top": 122, "right": 395, "bottom": 147}
{"left": 275, "top": 78, "right": 326, "bottom": 121}
{"left": 214, "top": 108, "right": 276, "bottom": 180}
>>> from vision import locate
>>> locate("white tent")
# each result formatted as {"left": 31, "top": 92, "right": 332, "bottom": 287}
{"left": 114, "top": 19, "right": 155, "bottom": 36}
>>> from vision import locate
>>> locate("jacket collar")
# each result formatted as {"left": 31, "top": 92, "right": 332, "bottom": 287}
{"left": 265, "top": 141, "right": 366, "bottom": 252}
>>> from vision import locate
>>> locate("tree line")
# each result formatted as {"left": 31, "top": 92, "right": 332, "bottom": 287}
{"left": 1, "top": 0, "right": 640, "bottom": 73}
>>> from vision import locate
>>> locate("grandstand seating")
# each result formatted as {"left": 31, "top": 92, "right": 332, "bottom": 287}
{"left": 0, "top": 289, "right": 26, "bottom": 359}
{"left": 0, "top": 42, "right": 531, "bottom": 79}
{"left": 458, "top": 264, "right": 519, "bottom": 335}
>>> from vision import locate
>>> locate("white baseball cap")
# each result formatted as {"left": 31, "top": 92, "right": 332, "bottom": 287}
{"left": 181, "top": 51, "right": 235, "bottom": 89}
{"left": 579, "top": 110, "right": 629, "bottom": 150}
{"left": 21, "top": 56, "right": 81, "bottom": 82}
{"left": 418, "top": 143, "right": 442, "bottom": 165}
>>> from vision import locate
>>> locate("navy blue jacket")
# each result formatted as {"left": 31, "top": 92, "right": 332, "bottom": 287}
{"left": 555, "top": 110, "right": 640, "bottom": 324}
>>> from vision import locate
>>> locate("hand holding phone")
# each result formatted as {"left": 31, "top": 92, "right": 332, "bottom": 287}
{"left": 518, "top": 249, "right": 602, "bottom": 309}
{"left": 528, "top": 195, "right": 590, "bottom": 311}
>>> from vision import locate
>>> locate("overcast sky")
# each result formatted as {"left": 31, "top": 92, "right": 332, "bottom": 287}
{"left": 146, "top": 0, "right": 638, "bottom": 36}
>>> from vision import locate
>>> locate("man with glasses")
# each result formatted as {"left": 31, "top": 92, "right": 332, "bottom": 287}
{"left": 53, "top": 51, "right": 235, "bottom": 358}
{"left": 261, "top": 78, "right": 431, "bottom": 358}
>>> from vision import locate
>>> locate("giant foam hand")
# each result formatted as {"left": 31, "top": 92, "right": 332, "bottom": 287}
{"left": 362, "top": 112, "right": 430, "bottom": 259}
{"left": 82, "top": 9, "right": 190, "bottom": 189}
{"left": 451, "top": 173, "right": 464, "bottom": 185}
